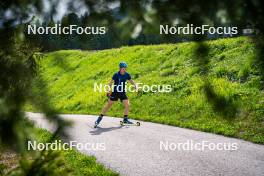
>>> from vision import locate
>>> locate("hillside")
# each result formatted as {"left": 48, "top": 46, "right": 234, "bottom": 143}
{"left": 31, "top": 37, "right": 264, "bottom": 143}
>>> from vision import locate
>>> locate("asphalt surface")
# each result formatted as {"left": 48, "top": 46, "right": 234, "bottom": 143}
{"left": 27, "top": 112, "right": 264, "bottom": 176}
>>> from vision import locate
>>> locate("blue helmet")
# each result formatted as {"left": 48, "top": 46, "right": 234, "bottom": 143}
{"left": 119, "top": 62, "right": 128, "bottom": 68}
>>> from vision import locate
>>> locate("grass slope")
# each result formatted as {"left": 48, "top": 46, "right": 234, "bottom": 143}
{"left": 32, "top": 37, "right": 263, "bottom": 143}
{"left": 35, "top": 129, "right": 118, "bottom": 176}
{"left": 0, "top": 129, "right": 118, "bottom": 175}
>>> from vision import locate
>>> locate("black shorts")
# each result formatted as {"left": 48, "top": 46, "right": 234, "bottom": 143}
{"left": 109, "top": 92, "right": 128, "bottom": 102}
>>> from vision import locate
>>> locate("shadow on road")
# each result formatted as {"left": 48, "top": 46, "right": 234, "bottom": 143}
{"left": 89, "top": 126, "right": 123, "bottom": 135}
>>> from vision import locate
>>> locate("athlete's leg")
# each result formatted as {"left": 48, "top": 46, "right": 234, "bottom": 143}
{"left": 101, "top": 99, "right": 114, "bottom": 115}
{"left": 95, "top": 100, "right": 114, "bottom": 127}
{"left": 122, "top": 99, "right": 133, "bottom": 124}
{"left": 122, "top": 99, "right": 129, "bottom": 116}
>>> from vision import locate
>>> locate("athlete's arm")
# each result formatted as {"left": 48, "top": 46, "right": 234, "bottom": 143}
{"left": 106, "top": 79, "right": 114, "bottom": 97}
{"left": 108, "top": 79, "right": 114, "bottom": 87}
{"left": 129, "top": 79, "right": 138, "bottom": 91}
{"left": 108, "top": 80, "right": 114, "bottom": 92}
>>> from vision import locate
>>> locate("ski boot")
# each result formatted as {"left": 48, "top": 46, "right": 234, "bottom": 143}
{"left": 94, "top": 116, "right": 103, "bottom": 128}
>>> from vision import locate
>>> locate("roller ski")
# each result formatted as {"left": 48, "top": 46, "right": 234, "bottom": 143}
{"left": 120, "top": 118, "right": 140, "bottom": 126}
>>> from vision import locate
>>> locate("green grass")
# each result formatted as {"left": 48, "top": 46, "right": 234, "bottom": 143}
{"left": 28, "top": 37, "right": 264, "bottom": 144}
{"left": 0, "top": 128, "right": 117, "bottom": 175}
{"left": 34, "top": 128, "right": 118, "bottom": 176}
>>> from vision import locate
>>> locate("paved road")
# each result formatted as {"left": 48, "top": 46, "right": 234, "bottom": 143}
{"left": 27, "top": 112, "right": 264, "bottom": 176}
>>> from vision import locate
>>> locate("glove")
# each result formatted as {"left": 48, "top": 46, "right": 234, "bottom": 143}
{"left": 106, "top": 92, "right": 111, "bottom": 98}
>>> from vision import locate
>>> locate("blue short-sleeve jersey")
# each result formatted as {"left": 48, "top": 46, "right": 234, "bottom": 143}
{"left": 112, "top": 72, "right": 131, "bottom": 93}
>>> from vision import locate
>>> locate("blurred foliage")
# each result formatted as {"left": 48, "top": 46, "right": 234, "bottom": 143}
{"left": 0, "top": 1, "right": 71, "bottom": 175}
{"left": 0, "top": 0, "right": 264, "bottom": 175}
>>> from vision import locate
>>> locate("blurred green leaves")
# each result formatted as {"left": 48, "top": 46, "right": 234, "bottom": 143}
{"left": 1, "top": 0, "right": 264, "bottom": 174}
